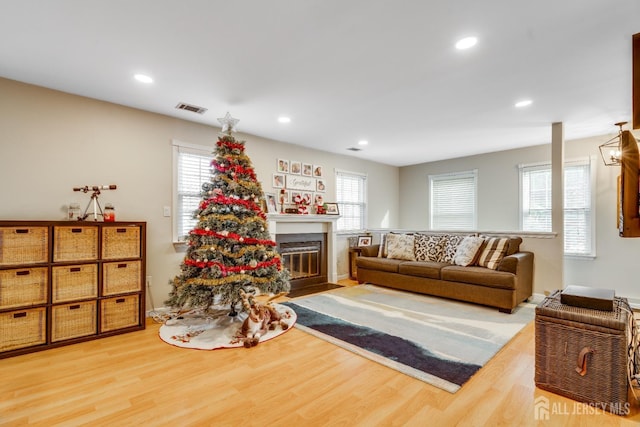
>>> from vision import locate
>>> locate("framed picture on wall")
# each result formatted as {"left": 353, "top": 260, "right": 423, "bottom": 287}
{"left": 302, "top": 163, "right": 313, "bottom": 177}
{"left": 277, "top": 159, "right": 289, "bottom": 173}
{"left": 290, "top": 161, "right": 301, "bottom": 175}
{"left": 316, "top": 179, "right": 326, "bottom": 192}
{"left": 272, "top": 173, "right": 285, "bottom": 188}
{"left": 313, "top": 165, "right": 323, "bottom": 177}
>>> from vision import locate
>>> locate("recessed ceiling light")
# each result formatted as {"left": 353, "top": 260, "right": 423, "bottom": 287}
{"left": 455, "top": 37, "right": 478, "bottom": 50}
{"left": 277, "top": 116, "right": 291, "bottom": 123}
{"left": 358, "top": 140, "right": 369, "bottom": 146}
{"left": 515, "top": 99, "right": 533, "bottom": 108}
{"left": 134, "top": 74, "right": 153, "bottom": 84}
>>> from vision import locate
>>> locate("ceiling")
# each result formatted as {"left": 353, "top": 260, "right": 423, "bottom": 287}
{"left": 1, "top": 1, "right": 638, "bottom": 166}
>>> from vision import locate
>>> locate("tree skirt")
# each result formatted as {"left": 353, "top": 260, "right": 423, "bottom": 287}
{"left": 158, "top": 303, "right": 296, "bottom": 350}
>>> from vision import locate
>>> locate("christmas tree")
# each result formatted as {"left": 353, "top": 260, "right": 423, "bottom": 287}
{"left": 166, "top": 113, "right": 290, "bottom": 315}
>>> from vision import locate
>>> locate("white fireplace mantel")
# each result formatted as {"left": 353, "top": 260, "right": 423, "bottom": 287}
{"left": 267, "top": 214, "right": 340, "bottom": 283}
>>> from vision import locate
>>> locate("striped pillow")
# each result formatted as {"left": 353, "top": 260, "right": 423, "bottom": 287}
{"left": 477, "top": 237, "right": 509, "bottom": 270}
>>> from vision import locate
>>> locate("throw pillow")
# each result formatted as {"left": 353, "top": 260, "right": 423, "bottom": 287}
{"left": 377, "top": 233, "right": 388, "bottom": 258}
{"left": 386, "top": 233, "right": 416, "bottom": 261}
{"left": 477, "top": 237, "right": 509, "bottom": 270}
{"left": 414, "top": 234, "right": 446, "bottom": 262}
{"left": 453, "top": 236, "right": 485, "bottom": 266}
{"left": 441, "top": 234, "right": 467, "bottom": 263}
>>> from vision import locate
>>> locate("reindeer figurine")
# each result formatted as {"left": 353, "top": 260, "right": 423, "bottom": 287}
{"left": 238, "top": 289, "right": 289, "bottom": 348}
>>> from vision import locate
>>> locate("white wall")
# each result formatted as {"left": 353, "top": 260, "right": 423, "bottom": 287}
{"left": 0, "top": 78, "right": 399, "bottom": 307}
{"left": 398, "top": 132, "right": 640, "bottom": 303}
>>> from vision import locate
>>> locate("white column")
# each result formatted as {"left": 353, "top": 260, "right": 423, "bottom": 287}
{"left": 551, "top": 122, "right": 564, "bottom": 289}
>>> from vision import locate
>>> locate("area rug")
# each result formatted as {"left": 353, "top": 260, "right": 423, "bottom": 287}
{"left": 283, "top": 284, "right": 535, "bottom": 393}
{"left": 158, "top": 303, "right": 296, "bottom": 350}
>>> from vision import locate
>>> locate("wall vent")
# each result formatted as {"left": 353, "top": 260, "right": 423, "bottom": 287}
{"left": 175, "top": 102, "right": 208, "bottom": 114}
{"left": 347, "top": 147, "right": 362, "bottom": 151}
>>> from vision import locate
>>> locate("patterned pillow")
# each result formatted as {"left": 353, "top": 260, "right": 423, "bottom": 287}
{"left": 454, "top": 236, "right": 485, "bottom": 266}
{"left": 386, "top": 233, "right": 416, "bottom": 261}
{"left": 414, "top": 234, "right": 446, "bottom": 262}
{"left": 441, "top": 234, "right": 467, "bottom": 263}
{"left": 477, "top": 237, "right": 509, "bottom": 270}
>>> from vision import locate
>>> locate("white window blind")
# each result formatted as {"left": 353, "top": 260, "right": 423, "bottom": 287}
{"left": 173, "top": 141, "right": 214, "bottom": 241}
{"left": 336, "top": 170, "right": 367, "bottom": 232}
{"left": 429, "top": 170, "right": 477, "bottom": 230}
{"left": 520, "top": 158, "right": 594, "bottom": 256}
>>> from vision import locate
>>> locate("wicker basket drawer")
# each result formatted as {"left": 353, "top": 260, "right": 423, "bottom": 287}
{"left": 102, "top": 260, "right": 141, "bottom": 296}
{"left": 51, "top": 301, "right": 97, "bottom": 342}
{"left": 100, "top": 295, "right": 139, "bottom": 332}
{"left": 0, "top": 226, "right": 48, "bottom": 265}
{"left": 102, "top": 226, "right": 141, "bottom": 260}
{"left": 0, "top": 267, "right": 48, "bottom": 310}
{"left": 0, "top": 307, "right": 47, "bottom": 352}
{"left": 53, "top": 226, "right": 99, "bottom": 262}
{"left": 52, "top": 264, "right": 98, "bottom": 303}
{"left": 535, "top": 291, "right": 629, "bottom": 414}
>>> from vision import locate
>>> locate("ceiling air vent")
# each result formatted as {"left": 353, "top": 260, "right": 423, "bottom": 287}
{"left": 347, "top": 147, "right": 362, "bottom": 151}
{"left": 175, "top": 102, "right": 208, "bottom": 114}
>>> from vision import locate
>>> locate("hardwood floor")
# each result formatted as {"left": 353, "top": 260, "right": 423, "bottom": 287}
{"left": 1, "top": 281, "right": 639, "bottom": 426}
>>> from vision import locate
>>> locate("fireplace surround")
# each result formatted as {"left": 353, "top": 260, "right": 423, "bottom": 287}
{"left": 267, "top": 214, "right": 339, "bottom": 288}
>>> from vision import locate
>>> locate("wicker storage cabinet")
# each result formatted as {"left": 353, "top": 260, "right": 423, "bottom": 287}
{"left": 52, "top": 264, "right": 98, "bottom": 303}
{"left": 101, "top": 295, "right": 139, "bottom": 332}
{"left": 535, "top": 291, "right": 630, "bottom": 414}
{"left": 0, "top": 221, "right": 145, "bottom": 358}
{"left": 0, "top": 267, "right": 48, "bottom": 309}
{"left": 102, "top": 260, "right": 142, "bottom": 295}
{"left": 51, "top": 301, "right": 97, "bottom": 342}
{"left": 0, "top": 307, "right": 46, "bottom": 351}
{"left": 0, "top": 226, "right": 48, "bottom": 266}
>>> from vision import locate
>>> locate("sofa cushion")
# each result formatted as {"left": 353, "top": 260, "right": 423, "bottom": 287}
{"left": 414, "top": 233, "right": 446, "bottom": 262}
{"left": 356, "top": 256, "right": 404, "bottom": 273}
{"left": 441, "top": 265, "right": 516, "bottom": 290}
{"left": 386, "top": 233, "right": 416, "bottom": 260}
{"left": 453, "top": 236, "right": 485, "bottom": 266}
{"left": 477, "top": 237, "right": 509, "bottom": 270}
{"left": 506, "top": 237, "right": 523, "bottom": 255}
{"left": 441, "top": 234, "right": 467, "bottom": 263}
{"left": 398, "top": 261, "right": 449, "bottom": 279}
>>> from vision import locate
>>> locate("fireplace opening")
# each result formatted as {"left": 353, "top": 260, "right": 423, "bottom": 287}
{"left": 276, "top": 233, "right": 327, "bottom": 292}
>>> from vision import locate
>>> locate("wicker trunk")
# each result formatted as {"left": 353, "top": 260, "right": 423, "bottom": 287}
{"left": 535, "top": 291, "right": 630, "bottom": 415}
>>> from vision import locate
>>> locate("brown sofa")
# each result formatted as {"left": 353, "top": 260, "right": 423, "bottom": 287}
{"left": 355, "top": 234, "right": 534, "bottom": 313}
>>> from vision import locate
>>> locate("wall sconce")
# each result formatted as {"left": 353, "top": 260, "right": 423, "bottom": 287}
{"left": 599, "top": 122, "right": 627, "bottom": 166}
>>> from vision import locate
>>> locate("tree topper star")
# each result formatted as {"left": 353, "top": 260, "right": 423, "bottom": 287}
{"left": 217, "top": 112, "right": 239, "bottom": 135}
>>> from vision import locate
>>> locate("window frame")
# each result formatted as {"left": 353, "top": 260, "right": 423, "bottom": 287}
{"left": 171, "top": 139, "right": 214, "bottom": 243}
{"left": 428, "top": 169, "right": 478, "bottom": 231}
{"left": 335, "top": 169, "right": 367, "bottom": 233}
{"left": 518, "top": 156, "right": 596, "bottom": 258}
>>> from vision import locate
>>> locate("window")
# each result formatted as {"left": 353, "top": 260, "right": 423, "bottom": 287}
{"left": 172, "top": 140, "right": 214, "bottom": 241}
{"left": 429, "top": 170, "right": 477, "bottom": 230}
{"left": 336, "top": 170, "right": 367, "bottom": 232}
{"left": 520, "top": 157, "right": 595, "bottom": 256}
